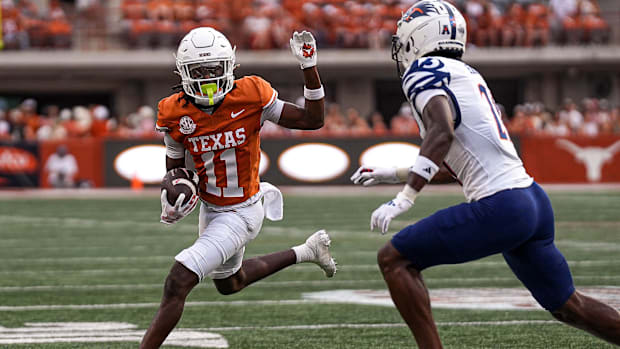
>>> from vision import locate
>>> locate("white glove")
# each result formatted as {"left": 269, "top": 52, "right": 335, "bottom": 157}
{"left": 351, "top": 166, "right": 401, "bottom": 186}
{"left": 370, "top": 193, "right": 413, "bottom": 234}
{"left": 290, "top": 31, "right": 317, "bottom": 69}
{"left": 160, "top": 189, "right": 199, "bottom": 225}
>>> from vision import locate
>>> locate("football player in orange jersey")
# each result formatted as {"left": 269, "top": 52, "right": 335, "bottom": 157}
{"left": 140, "top": 27, "right": 337, "bottom": 349}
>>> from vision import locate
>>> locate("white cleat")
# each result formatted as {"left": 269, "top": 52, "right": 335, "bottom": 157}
{"left": 304, "top": 229, "right": 337, "bottom": 278}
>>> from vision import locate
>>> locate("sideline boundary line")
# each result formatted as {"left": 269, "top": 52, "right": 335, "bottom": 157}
{"left": 194, "top": 320, "right": 560, "bottom": 332}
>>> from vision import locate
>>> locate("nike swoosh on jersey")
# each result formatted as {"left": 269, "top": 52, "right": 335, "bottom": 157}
{"left": 231, "top": 109, "right": 245, "bottom": 118}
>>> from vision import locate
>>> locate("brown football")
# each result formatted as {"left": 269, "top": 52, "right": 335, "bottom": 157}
{"left": 161, "top": 168, "right": 198, "bottom": 206}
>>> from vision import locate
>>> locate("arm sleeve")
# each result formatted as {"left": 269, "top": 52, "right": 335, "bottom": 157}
{"left": 261, "top": 98, "right": 285, "bottom": 125}
{"left": 164, "top": 133, "right": 185, "bottom": 159}
{"left": 414, "top": 89, "right": 448, "bottom": 115}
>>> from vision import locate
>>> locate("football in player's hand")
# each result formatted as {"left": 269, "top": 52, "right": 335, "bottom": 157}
{"left": 161, "top": 168, "right": 199, "bottom": 206}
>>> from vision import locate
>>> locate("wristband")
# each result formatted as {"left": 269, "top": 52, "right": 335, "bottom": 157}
{"left": 396, "top": 184, "right": 418, "bottom": 204}
{"left": 410, "top": 155, "right": 439, "bottom": 182}
{"left": 304, "top": 85, "right": 325, "bottom": 100}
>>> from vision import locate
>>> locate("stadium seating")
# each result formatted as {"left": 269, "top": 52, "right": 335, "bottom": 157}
{"left": 1, "top": 96, "right": 618, "bottom": 142}
{"left": 1, "top": 0, "right": 612, "bottom": 51}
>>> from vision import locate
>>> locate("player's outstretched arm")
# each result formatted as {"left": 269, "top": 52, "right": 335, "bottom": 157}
{"left": 369, "top": 96, "right": 455, "bottom": 234}
{"left": 351, "top": 164, "right": 456, "bottom": 186}
{"left": 277, "top": 31, "right": 324, "bottom": 130}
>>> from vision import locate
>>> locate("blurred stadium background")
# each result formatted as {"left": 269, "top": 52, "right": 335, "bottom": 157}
{"left": 0, "top": 0, "right": 619, "bottom": 348}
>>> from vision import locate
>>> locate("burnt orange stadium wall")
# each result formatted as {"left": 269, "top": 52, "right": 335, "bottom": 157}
{"left": 39, "top": 139, "right": 104, "bottom": 188}
{"left": 521, "top": 135, "right": 620, "bottom": 183}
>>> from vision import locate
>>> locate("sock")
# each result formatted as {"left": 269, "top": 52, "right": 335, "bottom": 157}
{"left": 292, "top": 244, "right": 313, "bottom": 264}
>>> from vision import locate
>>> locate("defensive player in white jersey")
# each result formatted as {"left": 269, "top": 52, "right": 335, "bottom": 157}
{"left": 351, "top": 1, "right": 620, "bottom": 347}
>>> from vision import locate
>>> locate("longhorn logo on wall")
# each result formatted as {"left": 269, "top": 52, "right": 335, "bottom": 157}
{"left": 556, "top": 139, "right": 620, "bottom": 182}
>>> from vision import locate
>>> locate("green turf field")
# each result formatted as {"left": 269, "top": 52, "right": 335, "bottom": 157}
{"left": 0, "top": 190, "right": 619, "bottom": 348}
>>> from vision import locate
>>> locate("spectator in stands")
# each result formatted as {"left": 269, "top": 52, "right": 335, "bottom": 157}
{"left": 150, "top": 1, "right": 177, "bottom": 48}
{"left": 19, "top": 98, "right": 41, "bottom": 141}
{"left": 48, "top": 0, "right": 72, "bottom": 49}
{"left": 345, "top": 107, "right": 372, "bottom": 136}
{"left": 597, "top": 99, "right": 614, "bottom": 134}
{"left": 561, "top": 0, "right": 610, "bottom": 44}
{"left": 578, "top": 0, "right": 610, "bottom": 44}
{"left": 1, "top": 0, "right": 30, "bottom": 49}
{"left": 473, "top": 1, "right": 501, "bottom": 47}
{"left": 35, "top": 105, "right": 58, "bottom": 140}
{"left": 20, "top": 0, "right": 49, "bottom": 48}
{"left": 323, "top": 103, "right": 348, "bottom": 136}
{"left": 390, "top": 102, "right": 419, "bottom": 136}
{"left": 45, "top": 145, "right": 78, "bottom": 188}
{"left": 500, "top": 2, "right": 526, "bottom": 46}
{"left": 558, "top": 98, "right": 584, "bottom": 133}
{"left": 508, "top": 104, "right": 527, "bottom": 134}
{"left": 521, "top": 103, "right": 544, "bottom": 134}
{"left": 242, "top": 4, "right": 274, "bottom": 50}
{"left": 90, "top": 105, "right": 111, "bottom": 137}
{"left": 524, "top": 2, "right": 550, "bottom": 46}
{"left": 0, "top": 109, "right": 10, "bottom": 140}
{"left": 544, "top": 113, "right": 571, "bottom": 137}
{"left": 612, "top": 105, "right": 620, "bottom": 134}
{"left": 550, "top": 0, "right": 577, "bottom": 42}
{"left": 369, "top": 111, "right": 389, "bottom": 136}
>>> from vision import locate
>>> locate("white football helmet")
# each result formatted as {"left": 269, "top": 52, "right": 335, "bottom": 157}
{"left": 176, "top": 27, "right": 236, "bottom": 106}
{"left": 392, "top": 0, "right": 467, "bottom": 77}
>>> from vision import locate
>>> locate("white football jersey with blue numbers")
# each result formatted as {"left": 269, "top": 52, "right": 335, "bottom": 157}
{"left": 402, "top": 56, "right": 533, "bottom": 202}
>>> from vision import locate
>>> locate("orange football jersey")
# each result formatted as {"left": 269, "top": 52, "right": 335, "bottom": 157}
{"left": 156, "top": 75, "right": 277, "bottom": 206}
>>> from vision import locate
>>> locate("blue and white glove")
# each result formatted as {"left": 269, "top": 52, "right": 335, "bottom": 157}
{"left": 160, "top": 189, "right": 199, "bottom": 225}
{"left": 290, "top": 31, "right": 317, "bottom": 69}
{"left": 370, "top": 193, "right": 414, "bottom": 234}
{"left": 351, "top": 166, "right": 401, "bottom": 186}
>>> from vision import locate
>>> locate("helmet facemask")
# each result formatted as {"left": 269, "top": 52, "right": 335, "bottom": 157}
{"left": 391, "top": 33, "right": 417, "bottom": 78}
{"left": 176, "top": 52, "right": 235, "bottom": 106}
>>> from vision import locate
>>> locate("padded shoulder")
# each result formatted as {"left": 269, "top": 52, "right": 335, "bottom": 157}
{"left": 239, "top": 75, "right": 277, "bottom": 109}
{"left": 403, "top": 57, "right": 452, "bottom": 96}
{"left": 156, "top": 92, "right": 188, "bottom": 132}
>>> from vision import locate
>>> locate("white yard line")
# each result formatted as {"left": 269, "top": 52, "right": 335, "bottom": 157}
{"left": 0, "top": 300, "right": 337, "bottom": 312}
{"left": 195, "top": 320, "right": 559, "bottom": 332}
{"left": 1, "top": 259, "right": 618, "bottom": 276}
{"left": 2, "top": 275, "right": 620, "bottom": 293}
{"left": 2, "top": 215, "right": 617, "bottom": 241}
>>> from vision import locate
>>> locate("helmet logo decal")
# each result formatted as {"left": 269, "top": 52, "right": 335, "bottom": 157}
{"left": 444, "top": 3, "right": 457, "bottom": 39}
{"left": 402, "top": 2, "right": 438, "bottom": 23}
{"left": 179, "top": 116, "right": 196, "bottom": 135}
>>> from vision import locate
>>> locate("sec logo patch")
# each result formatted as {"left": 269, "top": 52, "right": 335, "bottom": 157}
{"left": 179, "top": 116, "right": 196, "bottom": 135}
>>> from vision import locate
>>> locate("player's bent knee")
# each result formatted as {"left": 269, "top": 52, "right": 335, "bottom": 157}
{"left": 550, "top": 292, "right": 587, "bottom": 326}
{"left": 163, "top": 263, "right": 198, "bottom": 300}
{"left": 377, "top": 242, "right": 410, "bottom": 275}
{"left": 213, "top": 273, "right": 244, "bottom": 295}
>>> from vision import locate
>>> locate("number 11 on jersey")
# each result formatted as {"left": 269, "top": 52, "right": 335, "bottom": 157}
{"left": 201, "top": 149, "right": 244, "bottom": 198}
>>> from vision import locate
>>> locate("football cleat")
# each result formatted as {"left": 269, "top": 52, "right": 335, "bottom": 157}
{"left": 304, "top": 230, "right": 337, "bottom": 278}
